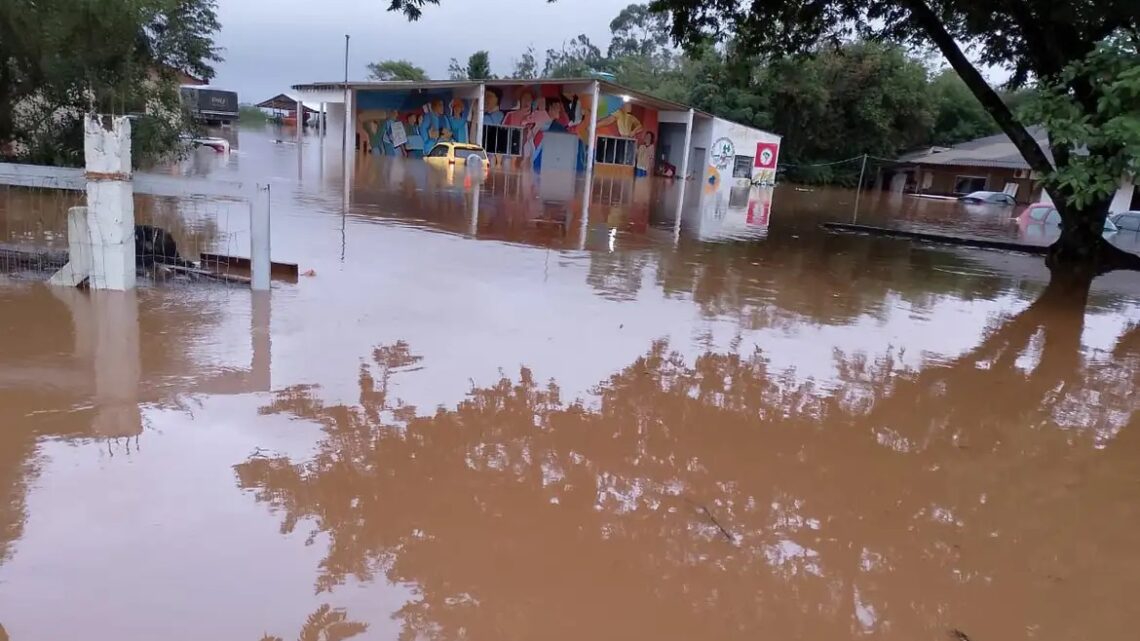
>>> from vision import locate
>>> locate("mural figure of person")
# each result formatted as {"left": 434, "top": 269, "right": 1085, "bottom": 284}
{"left": 365, "top": 120, "right": 382, "bottom": 154}
{"left": 385, "top": 110, "right": 408, "bottom": 156}
{"left": 503, "top": 89, "right": 535, "bottom": 127}
{"left": 484, "top": 87, "right": 505, "bottom": 125}
{"left": 598, "top": 101, "right": 644, "bottom": 138}
{"left": 380, "top": 109, "right": 399, "bottom": 155}
{"left": 635, "top": 131, "right": 656, "bottom": 177}
{"left": 405, "top": 113, "right": 425, "bottom": 158}
{"left": 448, "top": 98, "right": 469, "bottom": 144}
{"left": 424, "top": 99, "right": 446, "bottom": 151}
{"left": 557, "top": 91, "right": 579, "bottom": 128}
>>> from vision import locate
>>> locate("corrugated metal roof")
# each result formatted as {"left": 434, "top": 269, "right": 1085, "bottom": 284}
{"left": 899, "top": 126, "right": 1054, "bottom": 169}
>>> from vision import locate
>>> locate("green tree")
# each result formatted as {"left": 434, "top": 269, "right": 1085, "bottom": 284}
{"left": 447, "top": 57, "right": 466, "bottom": 80}
{"left": 645, "top": 0, "right": 1140, "bottom": 273}
{"left": 927, "top": 70, "right": 999, "bottom": 146}
{"left": 763, "top": 43, "right": 935, "bottom": 168}
{"left": 544, "top": 35, "right": 606, "bottom": 78}
{"left": 1022, "top": 35, "right": 1140, "bottom": 214}
{"left": 510, "top": 46, "right": 540, "bottom": 79}
{"left": 608, "top": 3, "right": 671, "bottom": 58}
{"left": 0, "top": 0, "right": 221, "bottom": 166}
{"left": 365, "top": 59, "right": 428, "bottom": 81}
{"left": 466, "top": 50, "right": 493, "bottom": 79}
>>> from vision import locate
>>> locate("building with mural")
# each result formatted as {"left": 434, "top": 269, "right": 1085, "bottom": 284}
{"left": 291, "top": 78, "right": 781, "bottom": 188}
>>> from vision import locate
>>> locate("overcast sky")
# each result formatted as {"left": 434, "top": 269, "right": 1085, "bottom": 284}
{"left": 211, "top": 0, "right": 634, "bottom": 102}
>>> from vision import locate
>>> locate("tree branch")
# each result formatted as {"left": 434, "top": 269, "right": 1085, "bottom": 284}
{"left": 899, "top": 0, "right": 1055, "bottom": 178}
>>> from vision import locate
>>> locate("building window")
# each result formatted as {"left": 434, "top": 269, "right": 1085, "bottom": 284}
{"left": 953, "top": 175, "right": 987, "bottom": 194}
{"left": 733, "top": 155, "right": 753, "bottom": 178}
{"left": 595, "top": 136, "right": 636, "bottom": 166}
{"left": 483, "top": 124, "right": 522, "bottom": 156}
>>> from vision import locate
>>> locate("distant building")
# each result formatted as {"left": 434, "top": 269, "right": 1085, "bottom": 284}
{"left": 291, "top": 78, "right": 781, "bottom": 185}
{"left": 891, "top": 127, "right": 1137, "bottom": 211}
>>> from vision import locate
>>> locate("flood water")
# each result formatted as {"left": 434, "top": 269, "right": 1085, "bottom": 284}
{"left": 2, "top": 126, "right": 1139, "bottom": 641}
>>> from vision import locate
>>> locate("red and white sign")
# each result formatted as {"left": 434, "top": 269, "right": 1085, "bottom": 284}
{"left": 754, "top": 142, "right": 780, "bottom": 169}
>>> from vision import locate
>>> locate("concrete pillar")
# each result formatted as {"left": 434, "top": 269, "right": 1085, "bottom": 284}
{"left": 48, "top": 206, "right": 93, "bottom": 287}
{"left": 250, "top": 184, "right": 271, "bottom": 291}
{"left": 319, "top": 102, "right": 326, "bottom": 138}
{"left": 343, "top": 90, "right": 355, "bottom": 181}
{"left": 678, "top": 109, "right": 694, "bottom": 183}
{"left": 1109, "top": 175, "right": 1135, "bottom": 213}
{"left": 83, "top": 115, "right": 135, "bottom": 291}
{"left": 296, "top": 98, "right": 304, "bottom": 141}
{"left": 585, "top": 81, "right": 600, "bottom": 174}
{"left": 474, "top": 83, "right": 486, "bottom": 147}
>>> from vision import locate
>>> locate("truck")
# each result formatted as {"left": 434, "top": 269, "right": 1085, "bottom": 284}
{"left": 180, "top": 86, "right": 239, "bottom": 125}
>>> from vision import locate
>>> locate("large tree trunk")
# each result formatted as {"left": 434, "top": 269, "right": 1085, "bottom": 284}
{"left": 1049, "top": 190, "right": 1140, "bottom": 275}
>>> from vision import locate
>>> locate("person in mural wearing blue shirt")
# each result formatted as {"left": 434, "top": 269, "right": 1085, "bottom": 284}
{"left": 448, "top": 98, "right": 468, "bottom": 144}
{"left": 423, "top": 99, "right": 445, "bottom": 151}
{"left": 405, "top": 113, "right": 425, "bottom": 157}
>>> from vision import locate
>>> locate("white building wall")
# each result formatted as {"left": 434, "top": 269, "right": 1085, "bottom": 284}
{"left": 706, "top": 117, "right": 781, "bottom": 187}
{"left": 1108, "top": 175, "right": 1136, "bottom": 213}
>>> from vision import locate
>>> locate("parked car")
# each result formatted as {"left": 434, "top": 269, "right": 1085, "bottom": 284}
{"left": 1109, "top": 211, "right": 1140, "bottom": 231}
{"left": 425, "top": 142, "right": 488, "bottom": 167}
{"left": 1016, "top": 203, "right": 1118, "bottom": 241}
{"left": 959, "top": 190, "right": 1016, "bottom": 205}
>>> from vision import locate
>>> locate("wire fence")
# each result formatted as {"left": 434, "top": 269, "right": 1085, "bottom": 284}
{"left": 0, "top": 163, "right": 269, "bottom": 289}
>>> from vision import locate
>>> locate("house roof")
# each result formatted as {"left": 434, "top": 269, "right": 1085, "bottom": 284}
{"left": 899, "top": 126, "right": 1053, "bottom": 170}
{"left": 256, "top": 93, "right": 318, "bottom": 113}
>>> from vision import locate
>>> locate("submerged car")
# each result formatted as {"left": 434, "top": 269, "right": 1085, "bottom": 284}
{"left": 1109, "top": 211, "right": 1140, "bottom": 231}
{"left": 959, "top": 190, "right": 1016, "bottom": 205}
{"left": 1016, "top": 203, "right": 1118, "bottom": 241}
{"left": 425, "top": 142, "right": 489, "bottom": 167}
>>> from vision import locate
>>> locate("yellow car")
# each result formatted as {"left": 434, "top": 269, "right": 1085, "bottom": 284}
{"left": 424, "top": 142, "right": 489, "bottom": 166}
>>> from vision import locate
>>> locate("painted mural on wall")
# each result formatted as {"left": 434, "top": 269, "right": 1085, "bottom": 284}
{"left": 357, "top": 90, "right": 475, "bottom": 158}
{"left": 356, "top": 85, "right": 659, "bottom": 174}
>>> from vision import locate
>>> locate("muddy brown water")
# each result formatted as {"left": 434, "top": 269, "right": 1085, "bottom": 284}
{"left": 1, "top": 127, "right": 1139, "bottom": 640}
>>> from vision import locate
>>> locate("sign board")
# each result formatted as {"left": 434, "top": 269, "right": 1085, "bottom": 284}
{"left": 388, "top": 121, "right": 408, "bottom": 148}
{"left": 710, "top": 137, "right": 736, "bottom": 169}
{"left": 754, "top": 142, "right": 780, "bottom": 169}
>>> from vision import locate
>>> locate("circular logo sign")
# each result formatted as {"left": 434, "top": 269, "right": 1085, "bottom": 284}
{"left": 710, "top": 137, "right": 735, "bottom": 168}
{"left": 759, "top": 148, "right": 774, "bottom": 166}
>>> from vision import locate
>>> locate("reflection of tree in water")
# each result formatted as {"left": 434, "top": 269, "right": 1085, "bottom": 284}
{"left": 257, "top": 604, "right": 366, "bottom": 641}
{"left": 235, "top": 283, "right": 1140, "bottom": 640}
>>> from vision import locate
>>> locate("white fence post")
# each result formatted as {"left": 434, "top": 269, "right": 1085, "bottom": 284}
{"left": 250, "top": 184, "right": 271, "bottom": 291}
{"left": 83, "top": 115, "right": 136, "bottom": 290}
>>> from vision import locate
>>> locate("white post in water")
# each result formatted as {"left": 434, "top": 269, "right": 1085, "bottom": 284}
{"left": 251, "top": 184, "right": 271, "bottom": 291}
{"left": 84, "top": 115, "right": 136, "bottom": 291}
{"left": 295, "top": 98, "right": 304, "bottom": 141}
{"left": 474, "top": 84, "right": 486, "bottom": 147}
{"left": 585, "top": 81, "right": 600, "bottom": 174}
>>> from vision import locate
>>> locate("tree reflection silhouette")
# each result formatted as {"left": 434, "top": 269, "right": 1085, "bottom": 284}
{"left": 257, "top": 604, "right": 366, "bottom": 641}
{"left": 235, "top": 283, "right": 1139, "bottom": 640}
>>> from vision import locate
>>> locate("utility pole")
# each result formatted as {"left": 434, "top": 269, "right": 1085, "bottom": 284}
{"left": 342, "top": 34, "right": 350, "bottom": 158}
{"left": 852, "top": 153, "right": 868, "bottom": 223}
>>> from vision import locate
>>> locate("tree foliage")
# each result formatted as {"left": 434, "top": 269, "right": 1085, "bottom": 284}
{"left": 447, "top": 57, "right": 466, "bottom": 80}
{"left": 543, "top": 35, "right": 605, "bottom": 78}
{"left": 366, "top": 59, "right": 429, "bottom": 81}
{"left": 0, "top": 0, "right": 222, "bottom": 166}
{"left": 1021, "top": 35, "right": 1140, "bottom": 211}
{"left": 510, "top": 46, "right": 540, "bottom": 79}
{"left": 928, "top": 70, "right": 999, "bottom": 146}
{"left": 466, "top": 50, "right": 493, "bottom": 80}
